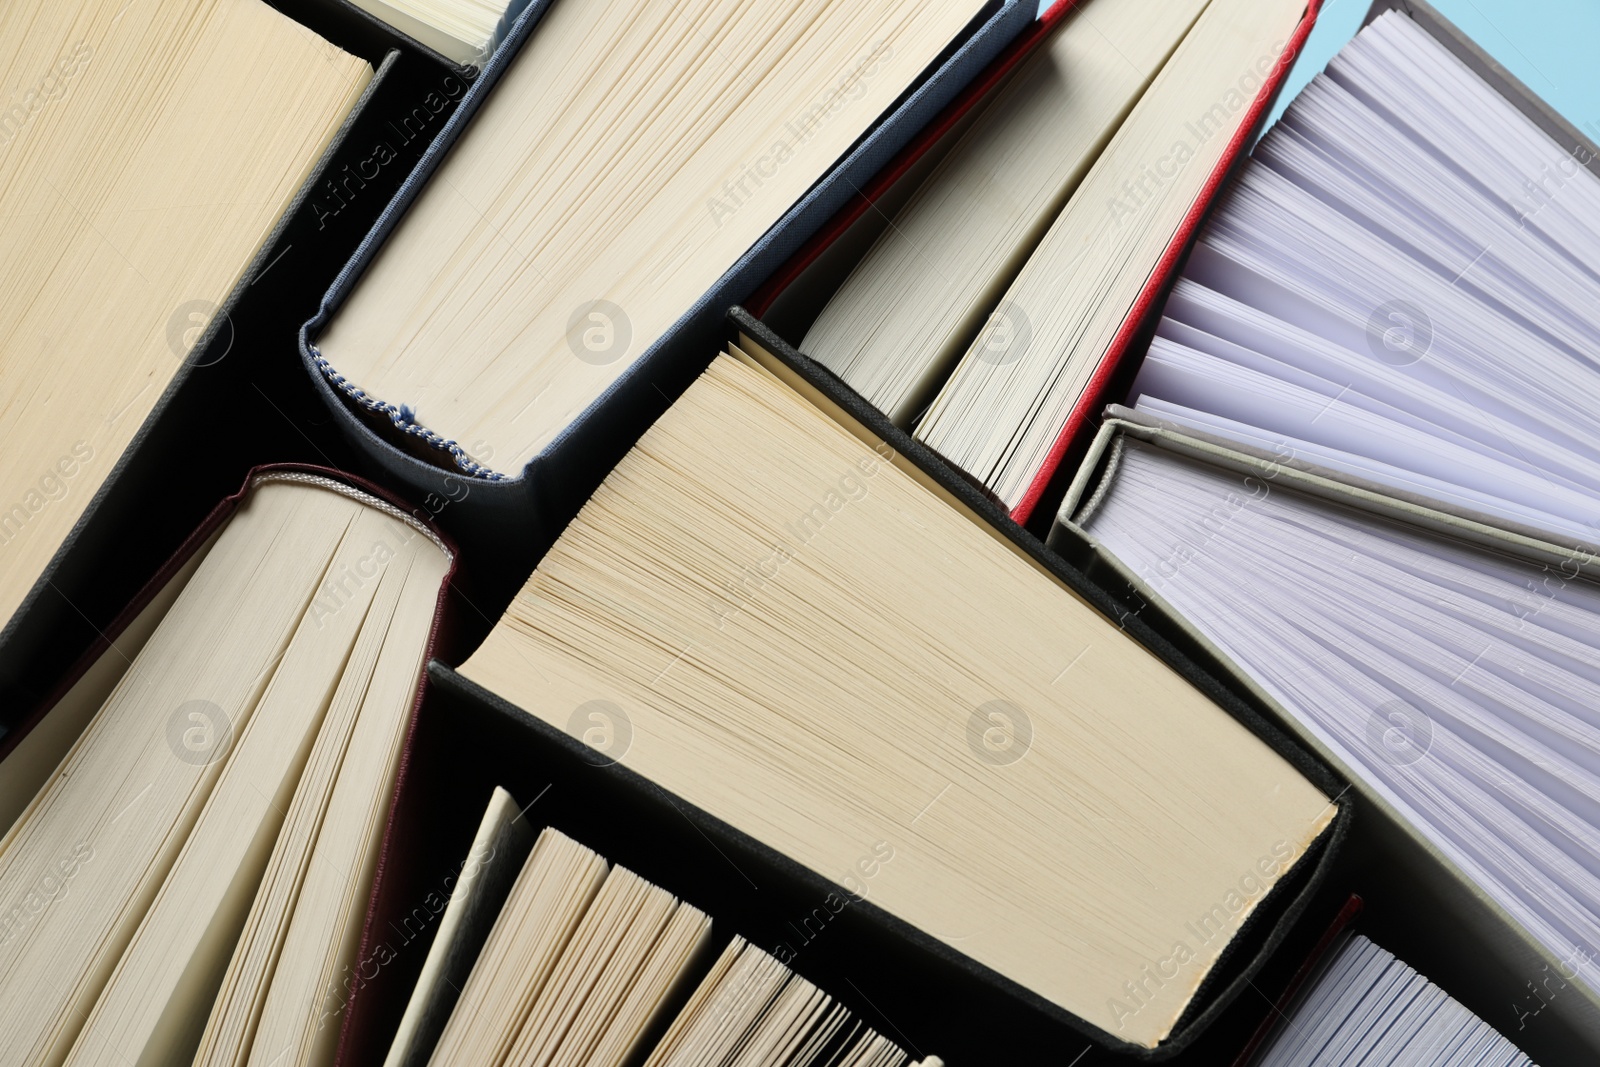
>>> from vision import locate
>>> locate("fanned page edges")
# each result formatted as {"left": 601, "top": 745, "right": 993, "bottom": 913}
{"left": 0, "top": 467, "right": 456, "bottom": 1066}
{"left": 460, "top": 344, "right": 1340, "bottom": 1049}
{"left": 743, "top": 0, "right": 1084, "bottom": 321}
{"left": 1005, "top": 0, "right": 1323, "bottom": 524}
{"left": 781, "top": 0, "right": 1223, "bottom": 442}
{"left": 0, "top": 464, "right": 462, "bottom": 904}
{"left": 0, "top": 0, "right": 373, "bottom": 638}
{"left": 1121, "top": 4, "right": 1600, "bottom": 556}
{"left": 1072, "top": 423, "right": 1600, "bottom": 1057}
{"left": 0, "top": 464, "right": 457, "bottom": 791}
{"left": 303, "top": 0, "right": 1016, "bottom": 486}
{"left": 1249, "top": 932, "right": 1536, "bottom": 1067}
{"left": 712, "top": 317, "right": 1354, "bottom": 1055}
{"left": 738, "top": 0, "right": 1323, "bottom": 524}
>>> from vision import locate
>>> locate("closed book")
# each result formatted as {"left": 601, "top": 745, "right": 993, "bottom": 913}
{"left": 396, "top": 308, "right": 1350, "bottom": 1059}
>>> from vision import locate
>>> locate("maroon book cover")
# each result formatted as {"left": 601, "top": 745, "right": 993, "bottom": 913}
{"left": 0, "top": 463, "right": 461, "bottom": 1067}
{"left": 1231, "top": 895, "right": 1365, "bottom": 1067}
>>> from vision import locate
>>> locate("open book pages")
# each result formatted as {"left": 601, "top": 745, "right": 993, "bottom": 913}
{"left": 914, "top": 0, "right": 1309, "bottom": 508}
{"left": 800, "top": 0, "right": 1207, "bottom": 426}
{"left": 1081, "top": 440, "right": 1600, "bottom": 1010}
{"left": 427, "top": 826, "right": 711, "bottom": 1067}
{"left": 314, "top": 0, "right": 988, "bottom": 477}
{"left": 0, "top": 476, "right": 449, "bottom": 1066}
{"left": 0, "top": 0, "right": 371, "bottom": 631}
{"left": 1252, "top": 934, "right": 1535, "bottom": 1067}
{"left": 417, "top": 815, "right": 931, "bottom": 1066}
{"left": 1130, "top": 11, "right": 1600, "bottom": 550}
{"left": 382, "top": 786, "right": 537, "bottom": 1067}
{"left": 643, "top": 936, "right": 929, "bottom": 1067}
{"left": 461, "top": 348, "right": 1336, "bottom": 1046}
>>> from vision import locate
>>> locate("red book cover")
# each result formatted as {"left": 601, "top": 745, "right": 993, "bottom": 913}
{"left": 746, "top": 0, "right": 1325, "bottom": 526}
{"left": 1011, "top": 0, "right": 1324, "bottom": 524}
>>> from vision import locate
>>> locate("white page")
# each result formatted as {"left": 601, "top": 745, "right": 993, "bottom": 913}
{"left": 1131, "top": 337, "right": 1600, "bottom": 528}
{"left": 1131, "top": 395, "right": 1600, "bottom": 543}
{"left": 1084, "top": 443, "right": 1600, "bottom": 1005}
{"left": 1251, "top": 935, "right": 1533, "bottom": 1067}
{"left": 1126, "top": 12, "right": 1600, "bottom": 551}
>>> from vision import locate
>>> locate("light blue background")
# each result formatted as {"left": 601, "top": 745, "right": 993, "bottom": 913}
{"left": 1266, "top": 0, "right": 1600, "bottom": 138}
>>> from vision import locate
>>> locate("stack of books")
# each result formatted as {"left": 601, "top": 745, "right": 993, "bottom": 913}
{"left": 0, "top": 0, "right": 1591, "bottom": 1063}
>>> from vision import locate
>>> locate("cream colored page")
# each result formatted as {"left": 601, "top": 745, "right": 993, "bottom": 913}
{"left": 344, "top": 0, "right": 498, "bottom": 65}
{"left": 0, "top": 532, "right": 213, "bottom": 835}
{"left": 192, "top": 516, "right": 448, "bottom": 1067}
{"left": 244, "top": 539, "right": 451, "bottom": 1067}
{"left": 802, "top": 0, "right": 1209, "bottom": 424}
{"left": 463, "top": 355, "right": 1334, "bottom": 1046}
{"left": 380, "top": 787, "right": 533, "bottom": 1067}
{"left": 61, "top": 507, "right": 406, "bottom": 1067}
{"left": 0, "top": 484, "right": 360, "bottom": 1064}
{"left": 499, "top": 869, "right": 677, "bottom": 1065}
{"left": 428, "top": 829, "right": 608, "bottom": 1067}
{"left": 317, "top": 0, "right": 985, "bottom": 474}
{"left": 637, "top": 937, "right": 750, "bottom": 1067}
{"left": 915, "top": 0, "right": 1309, "bottom": 505}
{"left": 572, "top": 905, "right": 712, "bottom": 1067}
{"left": 0, "top": 0, "right": 371, "bottom": 629}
